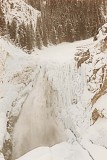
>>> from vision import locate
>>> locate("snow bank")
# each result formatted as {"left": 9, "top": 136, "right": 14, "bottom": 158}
{"left": 17, "top": 142, "right": 92, "bottom": 160}
{"left": 93, "top": 94, "right": 107, "bottom": 118}
{"left": 82, "top": 118, "right": 107, "bottom": 148}
{"left": 81, "top": 140, "right": 107, "bottom": 160}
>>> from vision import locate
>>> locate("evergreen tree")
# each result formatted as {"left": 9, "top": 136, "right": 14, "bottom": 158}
{"left": 18, "top": 22, "right": 27, "bottom": 49}
{"left": 0, "top": 3, "right": 6, "bottom": 36}
{"left": 7, "top": 19, "right": 17, "bottom": 41}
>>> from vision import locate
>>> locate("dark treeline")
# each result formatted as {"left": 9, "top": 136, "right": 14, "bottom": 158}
{"left": 0, "top": 0, "right": 107, "bottom": 51}
{"left": 35, "top": 0, "right": 105, "bottom": 48}
{"left": 7, "top": 20, "right": 36, "bottom": 52}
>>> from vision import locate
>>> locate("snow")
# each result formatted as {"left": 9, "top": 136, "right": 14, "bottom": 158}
{"left": 82, "top": 118, "right": 107, "bottom": 148}
{"left": 93, "top": 94, "right": 107, "bottom": 118}
{"left": 0, "top": 154, "right": 5, "bottom": 160}
{"left": 34, "top": 39, "right": 93, "bottom": 63}
{"left": 95, "top": 23, "right": 107, "bottom": 42}
{"left": 81, "top": 140, "right": 107, "bottom": 160}
{"left": 17, "top": 142, "right": 92, "bottom": 160}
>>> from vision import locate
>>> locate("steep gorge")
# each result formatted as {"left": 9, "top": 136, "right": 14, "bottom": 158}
{"left": 0, "top": 0, "right": 107, "bottom": 160}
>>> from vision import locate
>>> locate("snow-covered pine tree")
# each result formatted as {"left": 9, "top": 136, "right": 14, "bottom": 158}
{"left": 0, "top": 2, "right": 6, "bottom": 36}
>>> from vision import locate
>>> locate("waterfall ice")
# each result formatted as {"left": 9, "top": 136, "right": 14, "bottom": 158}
{"left": 11, "top": 42, "right": 91, "bottom": 159}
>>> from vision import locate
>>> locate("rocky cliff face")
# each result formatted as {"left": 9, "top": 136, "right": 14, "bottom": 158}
{"left": 75, "top": 24, "right": 107, "bottom": 121}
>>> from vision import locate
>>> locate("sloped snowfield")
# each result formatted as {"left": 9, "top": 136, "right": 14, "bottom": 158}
{"left": 0, "top": 24, "right": 107, "bottom": 160}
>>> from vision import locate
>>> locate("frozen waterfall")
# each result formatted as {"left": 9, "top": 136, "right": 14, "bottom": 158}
{"left": 12, "top": 44, "right": 88, "bottom": 159}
